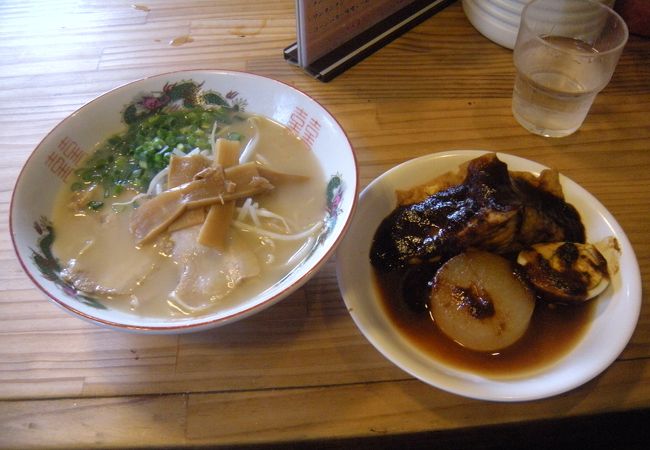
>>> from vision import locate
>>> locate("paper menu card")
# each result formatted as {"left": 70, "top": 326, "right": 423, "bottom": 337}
{"left": 297, "top": 0, "right": 416, "bottom": 65}
{"left": 285, "top": 0, "right": 454, "bottom": 81}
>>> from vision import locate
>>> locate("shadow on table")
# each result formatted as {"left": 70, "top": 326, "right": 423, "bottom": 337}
{"left": 213, "top": 408, "right": 650, "bottom": 450}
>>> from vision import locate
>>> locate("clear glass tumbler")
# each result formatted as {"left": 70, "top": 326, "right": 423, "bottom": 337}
{"left": 512, "top": 0, "right": 628, "bottom": 137}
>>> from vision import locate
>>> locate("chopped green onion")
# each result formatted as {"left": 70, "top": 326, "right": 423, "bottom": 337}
{"left": 70, "top": 105, "right": 245, "bottom": 195}
{"left": 70, "top": 181, "right": 84, "bottom": 192}
{"left": 87, "top": 200, "right": 104, "bottom": 211}
{"left": 227, "top": 132, "right": 243, "bottom": 141}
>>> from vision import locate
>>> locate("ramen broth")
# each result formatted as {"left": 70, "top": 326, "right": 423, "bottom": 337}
{"left": 52, "top": 115, "right": 326, "bottom": 318}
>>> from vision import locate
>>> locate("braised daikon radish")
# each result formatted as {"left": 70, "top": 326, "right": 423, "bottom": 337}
{"left": 430, "top": 251, "right": 535, "bottom": 352}
{"left": 517, "top": 242, "right": 610, "bottom": 303}
{"left": 199, "top": 139, "right": 241, "bottom": 249}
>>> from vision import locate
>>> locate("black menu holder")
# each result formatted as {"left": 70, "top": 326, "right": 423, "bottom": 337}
{"left": 284, "top": 0, "right": 454, "bottom": 82}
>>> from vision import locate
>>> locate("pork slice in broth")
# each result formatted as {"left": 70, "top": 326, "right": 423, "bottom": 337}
{"left": 60, "top": 210, "right": 161, "bottom": 295}
{"left": 169, "top": 226, "right": 261, "bottom": 312}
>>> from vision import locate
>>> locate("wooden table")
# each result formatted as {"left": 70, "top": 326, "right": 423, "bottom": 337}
{"left": 1, "top": 1, "right": 649, "bottom": 448}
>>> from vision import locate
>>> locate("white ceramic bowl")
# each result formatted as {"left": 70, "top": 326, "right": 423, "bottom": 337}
{"left": 462, "top": 0, "right": 616, "bottom": 49}
{"left": 11, "top": 70, "right": 358, "bottom": 333}
{"left": 336, "top": 150, "right": 641, "bottom": 401}
{"left": 463, "top": 0, "right": 529, "bottom": 49}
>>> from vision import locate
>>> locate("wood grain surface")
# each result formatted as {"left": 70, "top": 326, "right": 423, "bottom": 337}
{"left": 1, "top": 1, "right": 649, "bottom": 448}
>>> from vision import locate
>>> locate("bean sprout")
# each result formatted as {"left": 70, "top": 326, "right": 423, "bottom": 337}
{"left": 210, "top": 120, "right": 218, "bottom": 157}
{"left": 236, "top": 199, "right": 292, "bottom": 233}
{"left": 146, "top": 166, "right": 169, "bottom": 195}
{"left": 111, "top": 193, "right": 148, "bottom": 210}
{"left": 254, "top": 209, "right": 291, "bottom": 233}
{"left": 237, "top": 198, "right": 255, "bottom": 222}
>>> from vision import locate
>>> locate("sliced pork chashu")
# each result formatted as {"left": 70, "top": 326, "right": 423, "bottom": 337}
{"left": 168, "top": 226, "right": 261, "bottom": 312}
{"left": 59, "top": 208, "right": 161, "bottom": 295}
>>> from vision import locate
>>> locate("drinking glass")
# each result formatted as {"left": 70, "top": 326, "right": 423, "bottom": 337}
{"left": 512, "top": 0, "right": 628, "bottom": 137}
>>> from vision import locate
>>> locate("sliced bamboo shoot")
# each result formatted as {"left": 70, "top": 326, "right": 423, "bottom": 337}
{"left": 167, "top": 154, "right": 212, "bottom": 231}
{"left": 129, "top": 189, "right": 186, "bottom": 245}
{"left": 256, "top": 163, "right": 309, "bottom": 184}
{"left": 213, "top": 138, "right": 240, "bottom": 168}
{"left": 168, "top": 154, "right": 211, "bottom": 188}
{"left": 198, "top": 202, "right": 236, "bottom": 249}
{"left": 199, "top": 139, "right": 240, "bottom": 249}
{"left": 131, "top": 160, "right": 273, "bottom": 246}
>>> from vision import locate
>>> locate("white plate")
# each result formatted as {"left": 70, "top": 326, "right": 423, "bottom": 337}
{"left": 336, "top": 150, "right": 641, "bottom": 401}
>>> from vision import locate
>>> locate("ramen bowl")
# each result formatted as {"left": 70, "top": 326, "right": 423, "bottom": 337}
{"left": 11, "top": 70, "right": 358, "bottom": 333}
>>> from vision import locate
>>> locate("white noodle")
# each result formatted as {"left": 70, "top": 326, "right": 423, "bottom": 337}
{"left": 233, "top": 220, "right": 322, "bottom": 241}
{"left": 284, "top": 236, "right": 316, "bottom": 267}
{"left": 168, "top": 292, "right": 212, "bottom": 314}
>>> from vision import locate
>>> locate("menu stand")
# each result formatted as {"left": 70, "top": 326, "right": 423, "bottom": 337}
{"left": 284, "top": 0, "right": 454, "bottom": 82}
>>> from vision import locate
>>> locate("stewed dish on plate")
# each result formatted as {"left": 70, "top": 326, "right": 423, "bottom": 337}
{"left": 370, "top": 153, "right": 615, "bottom": 365}
{"left": 336, "top": 150, "right": 640, "bottom": 400}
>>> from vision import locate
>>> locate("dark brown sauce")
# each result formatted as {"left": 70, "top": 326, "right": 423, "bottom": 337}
{"left": 373, "top": 268, "right": 595, "bottom": 379}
